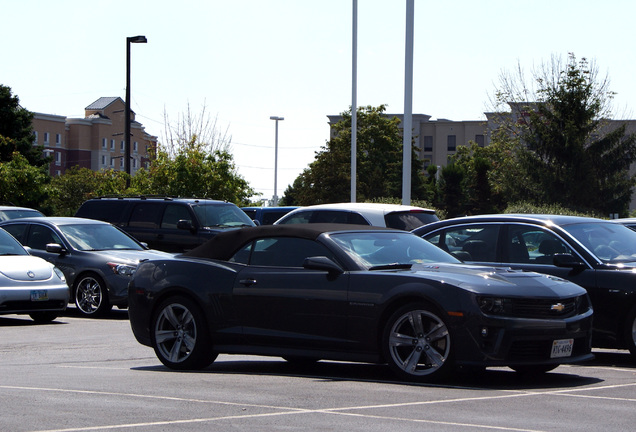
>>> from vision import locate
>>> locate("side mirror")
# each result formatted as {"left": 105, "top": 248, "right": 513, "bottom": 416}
{"left": 303, "top": 256, "right": 344, "bottom": 274}
{"left": 45, "top": 243, "right": 67, "bottom": 255}
{"left": 553, "top": 253, "right": 586, "bottom": 268}
{"left": 176, "top": 219, "right": 196, "bottom": 232}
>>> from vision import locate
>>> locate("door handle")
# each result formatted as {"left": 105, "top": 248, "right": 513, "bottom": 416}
{"left": 239, "top": 278, "right": 257, "bottom": 286}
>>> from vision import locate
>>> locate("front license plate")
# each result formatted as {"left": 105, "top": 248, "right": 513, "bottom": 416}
{"left": 30, "top": 290, "right": 48, "bottom": 302}
{"left": 551, "top": 339, "right": 574, "bottom": 358}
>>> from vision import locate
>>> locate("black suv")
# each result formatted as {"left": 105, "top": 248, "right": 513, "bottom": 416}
{"left": 75, "top": 197, "right": 255, "bottom": 252}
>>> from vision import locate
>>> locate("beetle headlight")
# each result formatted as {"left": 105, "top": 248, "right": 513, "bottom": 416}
{"left": 53, "top": 266, "right": 66, "bottom": 282}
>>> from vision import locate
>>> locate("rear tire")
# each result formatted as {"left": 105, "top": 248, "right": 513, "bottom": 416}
{"left": 382, "top": 303, "right": 452, "bottom": 382}
{"left": 151, "top": 296, "right": 217, "bottom": 370}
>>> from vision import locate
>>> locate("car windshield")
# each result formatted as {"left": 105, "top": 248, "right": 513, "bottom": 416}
{"left": 330, "top": 231, "right": 460, "bottom": 269}
{"left": 0, "top": 228, "right": 28, "bottom": 256}
{"left": 562, "top": 222, "right": 636, "bottom": 264}
{"left": 193, "top": 204, "right": 255, "bottom": 228}
{"left": 59, "top": 224, "right": 144, "bottom": 251}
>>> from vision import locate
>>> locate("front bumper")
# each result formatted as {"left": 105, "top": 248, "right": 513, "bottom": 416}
{"left": 452, "top": 308, "right": 594, "bottom": 368}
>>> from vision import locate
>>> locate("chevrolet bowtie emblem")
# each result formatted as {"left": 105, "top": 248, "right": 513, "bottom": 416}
{"left": 551, "top": 303, "right": 565, "bottom": 312}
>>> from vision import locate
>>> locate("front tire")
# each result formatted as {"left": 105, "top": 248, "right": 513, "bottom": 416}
{"left": 382, "top": 303, "right": 452, "bottom": 381}
{"left": 151, "top": 296, "right": 217, "bottom": 370}
{"left": 29, "top": 311, "right": 59, "bottom": 323}
{"left": 74, "top": 273, "right": 112, "bottom": 317}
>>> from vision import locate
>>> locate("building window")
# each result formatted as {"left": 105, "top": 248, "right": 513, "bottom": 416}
{"left": 55, "top": 152, "right": 61, "bottom": 166}
{"left": 110, "top": 157, "right": 114, "bottom": 168}
{"left": 43, "top": 132, "right": 50, "bottom": 144}
{"left": 120, "top": 140, "right": 125, "bottom": 151}
{"left": 101, "top": 155, "right": 106, "bottom": 166}
{"left": 132, "top": 158, "right": 137, "bottom": 169}
{"left": 55, "top": 170, "right": 61, "bottom": 176}
{"left": 447, "top": 135, "right": 456, "bottom": 152}
{"left": 475, "top": 134, "right": 485, "bottom": 147}
{"left": 55, "top": 133, "right": 61, "bottom": 146}
{"left": 120, "top": 158, "right": 124, "bottom": 168}
{"left": 110, "top": 139, "right": 115, "bottom": 151}
{"left": 423, "top": 136, "right": 433, "bottom": 152}
{"left": 33, "top": 131, "right": 38, "bottom": 145}
{"left": 133, "top": 141, "right": 138, "bottom": 153}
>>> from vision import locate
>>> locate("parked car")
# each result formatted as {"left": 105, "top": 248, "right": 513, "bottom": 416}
{"left": 0, "top": 217, "right": 171, "bottom": 317}
{"left": 274, "top": 203, "right": 438, "bottom": 230}
{"left": 75, "top": 197, "right": 255, "bottom": 253}
{"left": 413, "top": 214, "right": 636, "bottom": 358}
{"left": 612, "top": 217, "right": 636, "bottom": 232}
{"left": 241, "top": 206, "right": 297, "bottom": 225}
{"left": 0, "top": 227, "right": 69, "bottom": 322}
{"left": 128, "top": 224, "right": 593, "bottom": 381}
{"left": 0, "top": 205, "right": 44, "bottom": 221}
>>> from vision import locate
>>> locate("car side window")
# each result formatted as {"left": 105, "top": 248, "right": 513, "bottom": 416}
{"left": 506, "top": 226, "right": 572, "bottom": 265}
{"left": 231, "top": 237, "right": 335, "bottom": 267}
{"left": 128, "top": 203, "right": 163, "bottom": 229}
{"left": 1, "top": 223, "right": 28, "bottom": 243}
{"left": 424, "top": 225, "right": 499, "bottom": 262}
{"left": 26, "top": 225, "right": 63, "bottom": 250}
{"left": 313, "top": 211, "right": 357, "bottom": 224}
{"left": 279, "top": 211, "right": 313, "bottom": 224}
{"left": 161, "top": 204, "right": 192, "bottom": 229}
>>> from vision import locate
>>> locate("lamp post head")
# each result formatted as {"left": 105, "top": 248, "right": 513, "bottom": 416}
{"left": 128, "top": 35, "right": 147, "bottom": 43}
{"left": 270, "top": 116, "right": 284, "bottom": 121}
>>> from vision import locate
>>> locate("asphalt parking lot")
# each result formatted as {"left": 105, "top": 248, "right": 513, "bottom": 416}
{"left": 1, "top": 308, "right": 635, "bottom": 432}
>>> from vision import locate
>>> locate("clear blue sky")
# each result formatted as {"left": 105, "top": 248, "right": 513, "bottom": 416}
{"left": 2, "top": 0, "right": 635, "bottom": 201}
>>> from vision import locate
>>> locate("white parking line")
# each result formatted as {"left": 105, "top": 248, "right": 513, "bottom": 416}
{"left": 4, "top": 382, "right": 634, "bottom": 432}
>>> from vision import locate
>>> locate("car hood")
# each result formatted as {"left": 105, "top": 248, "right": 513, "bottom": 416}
{"left": 86, "top": 249, "right": 174, "bottom": 264}
{"left": 0, "top": 256, "right": 54, "bottom": 281}
{"left": 410, "top": 263, "right": 585, "bottom": 298}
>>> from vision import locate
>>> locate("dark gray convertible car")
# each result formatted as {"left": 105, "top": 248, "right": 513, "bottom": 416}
{"left": 128, "top": 224, "right": 593, "bottom": 381}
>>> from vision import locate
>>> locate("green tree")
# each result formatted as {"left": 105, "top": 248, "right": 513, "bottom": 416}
{"left": 450, "top": 131, "right": 524, "bottom": 214}
{"left": 493, "top": 54, "right": 636, "bottom": 215}
{"left": 282, "top": 105, "right": 429, "bottom": 205}
{"left": 0, "top": 85, "right": 48, "bottom": 166}
{"left": 0, "top": 152, "right": 49, "bottom": 210}
{"left": 133, "top": 138, "right": 254, "bottom": 206}
{"left": 45, "top": 167, "right": 129, "bottom": 216}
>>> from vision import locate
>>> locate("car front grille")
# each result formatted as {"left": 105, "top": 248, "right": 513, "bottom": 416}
{"left": 478, "top": 295, "right": 589, "bottom": 319}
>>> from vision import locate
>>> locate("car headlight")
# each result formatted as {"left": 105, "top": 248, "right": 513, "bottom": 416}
{"left": 477, "top": 296, "right": 512, "bottom": 315}
{"left": 53, "top": 266, "right": 66, "bottom": 282}
{"left": 107, "top": 262, "right": 138, "bottom": 277}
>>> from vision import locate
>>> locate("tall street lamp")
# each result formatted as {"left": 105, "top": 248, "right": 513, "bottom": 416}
{"left": 125, "top": 35, "right": 147, "bottom": 187}
{"left": 269, "top": 116, "right": 284, "bottom": 206}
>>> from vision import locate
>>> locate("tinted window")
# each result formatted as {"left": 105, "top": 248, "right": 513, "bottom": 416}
{"left": 505, "top": 225, "right": 572, "bottom": 264}
{"left": 277, "top": 211, "right": 313, "bottom": 224}
{"left": 261, "top": 210, "right": 291, "bottom": 225}
{"left": 128, "top": 203, "right": 163, "bottom": 229}
{"left": 313, "top": 210, "right": 366, "bottom": 224}
{"left": 161, "top": 204, "right": 192, "bottom": 229}
{"left": 563, "top": 222, "right": 636, "bottom": 263}
{"left": 0, "top": 209, "right": 43, "bottom": 221}
{"left": 0, "top": 228, "right": 28, "bottom": 255}
{"left": 77, "top": 201, "right": 129, "bottom": 223}
{"left": 26, "top": 225, "right": 63, "bottom": 250}
{"left": 384, "top": 211, "right": 438, "bottom": 230}
{"left": 423, "top": 225, "right": 499, "bottom": 262}
{"left": 1, "top": 224, "right": 28, "bottom": 243}
{"left": 231, "top": 237, "right": 335, "bottom": 267}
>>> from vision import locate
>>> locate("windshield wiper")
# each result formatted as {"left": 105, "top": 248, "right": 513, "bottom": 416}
{"left": 369, "top": 263, "right": 413, "bottom": 271}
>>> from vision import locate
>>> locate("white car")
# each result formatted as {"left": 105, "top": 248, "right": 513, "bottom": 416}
{"left": 273, "top": 203, "right": 438, "bottom": 230}
{"left": 0, "top": 205, "right": 44, "bottom": 221}
{"left": 0, "top": 228, "right": 69, "bottom": 322}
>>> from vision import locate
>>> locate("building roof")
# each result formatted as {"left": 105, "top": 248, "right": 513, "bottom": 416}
{"left": 85, "top": 97, "right": 123, "bottom": 111}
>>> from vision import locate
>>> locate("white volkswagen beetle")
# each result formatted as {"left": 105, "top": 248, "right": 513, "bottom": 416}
{"left": 0, "top": 228, "right": 69, "bottom": 322}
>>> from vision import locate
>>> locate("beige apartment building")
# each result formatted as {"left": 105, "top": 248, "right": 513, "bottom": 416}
{"left": 31, "top": 97, "right": 157, "bottom": 176}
